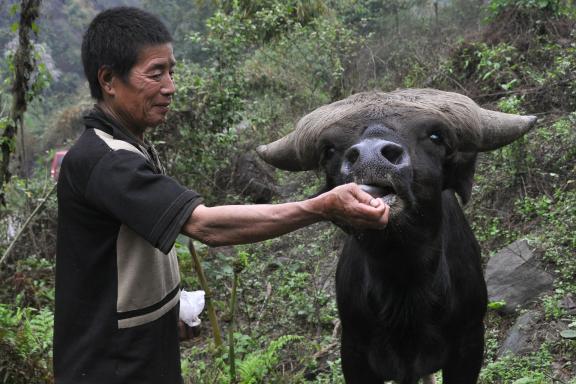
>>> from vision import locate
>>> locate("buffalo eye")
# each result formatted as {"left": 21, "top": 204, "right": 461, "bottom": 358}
{"left": 429, "top": 131, "right": 444, "bottom": 145}
{"left": 320, "top": 145, "right": 336, "bottom": 166}
{"left": 324, "top": 146, "right": 335, "bottom": 159}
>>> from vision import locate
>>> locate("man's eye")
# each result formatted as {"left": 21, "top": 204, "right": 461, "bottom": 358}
{"left": 151, "top": 73, "right": 162, "bottom": 80}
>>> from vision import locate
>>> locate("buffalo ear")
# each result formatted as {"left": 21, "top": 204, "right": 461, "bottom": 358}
{"left": 443, "top": 152, "right": 478, "bottom": 205}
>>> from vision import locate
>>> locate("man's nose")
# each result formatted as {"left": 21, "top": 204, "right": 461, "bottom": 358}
{"left": 161, "top": 74, "right": 176, "bottom": 95}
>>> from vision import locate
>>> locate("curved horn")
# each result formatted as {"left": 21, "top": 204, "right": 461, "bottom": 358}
{"left": 256, "top": 117, "right": 325, "bottom": 171}
{"left": 474, "top": 109, "right": 537, "bottom": 151}
{"left": 256, "top": 132, "right": 304, "bottom": 171}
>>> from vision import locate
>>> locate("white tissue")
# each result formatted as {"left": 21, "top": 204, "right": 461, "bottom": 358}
{"left": 179, "top": 290, "right": 205, "bottom": 327}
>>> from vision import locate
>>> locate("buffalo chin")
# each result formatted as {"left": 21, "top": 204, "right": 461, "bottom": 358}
{"left": 387, "top": 196, "right": 406, "bottom": 223}
{"left": 381, "top": 194, "right": 397, "bottom": 206}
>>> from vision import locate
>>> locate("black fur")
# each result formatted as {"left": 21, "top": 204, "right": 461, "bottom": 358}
{"left": 322, "top": 123, "right": 487, "bottom": 384}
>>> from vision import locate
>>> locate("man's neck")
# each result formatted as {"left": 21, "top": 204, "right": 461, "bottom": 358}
{"left": 96, "top": 101, "right": 146, "bottom": 142}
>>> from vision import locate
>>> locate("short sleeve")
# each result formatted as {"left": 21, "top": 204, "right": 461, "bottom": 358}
{"left": 85, "top": 149, "right": 202, "bottom": 254}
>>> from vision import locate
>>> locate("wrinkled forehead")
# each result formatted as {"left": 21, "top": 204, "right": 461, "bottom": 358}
{"left": 134, "top": 43, "right": 176, "bottom": 69}
{"left": 315, "top": 103, "right": 455, "bottom": 146}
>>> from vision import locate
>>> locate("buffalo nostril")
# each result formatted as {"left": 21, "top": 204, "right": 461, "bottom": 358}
{"left": 380, "top": 145, "right": 404, "bottom": 165}
{"left": 345, "top": 148, "right": 360, "bottom": 165}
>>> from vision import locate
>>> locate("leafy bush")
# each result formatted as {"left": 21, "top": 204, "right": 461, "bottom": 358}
{"left": 0, "top": 305, "right": 53, "bottom": 384}
{"left": 487, "top": 0, "right": 568, "bottom": 18}
{"left": 181, "top": 333, "right": 304, "bottom": 383}
{"left": 242, "top": 16, "right": 361, "bottom": 108}
{"left": 237, "top": 334, "right": 303, "bottom": 383}
{"left": 479, "top": 346, "right": 553, "bottom": 383}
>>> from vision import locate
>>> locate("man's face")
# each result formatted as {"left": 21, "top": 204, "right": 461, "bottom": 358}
{"left": 107, "top": 43, "right": 176, "bottom": 136}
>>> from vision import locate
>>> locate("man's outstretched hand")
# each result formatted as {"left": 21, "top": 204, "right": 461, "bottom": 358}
{"left": 313, "top": 183, "right": 389, "bottom": 230}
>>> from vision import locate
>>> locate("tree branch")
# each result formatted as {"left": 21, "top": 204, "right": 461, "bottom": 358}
{"left": 0, "top": 181, "right": 55, "bottom": 266}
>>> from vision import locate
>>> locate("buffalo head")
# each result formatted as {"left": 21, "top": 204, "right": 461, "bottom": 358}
{"left": 257, "top": 89, "right": 536, "bottom": 228}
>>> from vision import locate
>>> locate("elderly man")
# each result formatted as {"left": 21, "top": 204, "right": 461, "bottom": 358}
{"left": 54, "top": 6, "right": 388, "bottom": 384}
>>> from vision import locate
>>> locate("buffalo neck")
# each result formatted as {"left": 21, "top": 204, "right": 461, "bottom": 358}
{"left": 350, "top": 202, "right": 445, "bottom": 288}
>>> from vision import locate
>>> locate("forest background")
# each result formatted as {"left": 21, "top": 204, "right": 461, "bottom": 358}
{"left": 0, "top": 0, "right": 575, "bottom": 383}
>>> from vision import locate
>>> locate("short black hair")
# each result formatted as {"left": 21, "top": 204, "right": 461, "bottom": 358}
{"left": 82, "top": 7, "right": 173, "bottom": 100}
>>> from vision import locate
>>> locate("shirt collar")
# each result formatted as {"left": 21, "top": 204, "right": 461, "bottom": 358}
{"left": 83, "top": 105, "right": 150, "bottom": 150}
{"left": 83, "top": 105, "right": 166, "bottom": 174}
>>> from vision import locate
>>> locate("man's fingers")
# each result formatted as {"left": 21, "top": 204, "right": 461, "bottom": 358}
{"left": 348, "top": 183, "right": 374, "bottom": 205}
{"left": 369, "top": 197, "right": 383, "bottom": 208}
{"left": 351, "top": 200, "right": 389, "bottom": 228}
{"left": 328, "top": 183, "right": 390, "bottom": 229}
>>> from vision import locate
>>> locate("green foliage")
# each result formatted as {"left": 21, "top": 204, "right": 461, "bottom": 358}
{"left": 237, "top": 334, "right": 303, "bottom": 383}
{"left": 516, "top": 194, "right": 552, "bottom": 220}
{"left": 1, "top": 0, "right": 57, "bottom": 205}
{"left": 498, "top": 95, "right": 525, "bottom": 113}
{"left": 448, "top": 42, "right": 522, "bottom": 93}
{"left": 487, "top": 0, "right": 567, "bottom": 18}
{"left": 273, "top": 234, "right": 339, "bottom": 328}
{"left": 511, "top": 377, "right": 547, "bottom": 384}
{"left": 196, "top": 244, "right": 236, "bottom": 284}
{"left": 171, "top": 56, "right": 245, "bottom": 136}
{"left": 181, "top": 333, "right": 304, "bottom": 383}
{"left": 1, "top": 4, "right": 52, "bottom": 104}
{"left": 0, "top": 169, "right": 58, "bottom": 268}
{"left": 488, "top": 300, "right": 508, "bottom": 311}
{"left": 141, "top": 0, "right": 216, "bottom": 61}
{"left": 483, "top": 319, "right": 504, "bottom": 363}
{"left": 311, "top": 358, "right": 345, "bottom": 384}
{"left": 277, "top": 269, "right": 321, "bottom": 322}
{"left": 175, "top": 240, "right": 200, "bottom": 289}
{"left": 541, "top": 292, "right": 566, "bottom": 321}
{"left": 243, "top": 16, "right": 361, "bottom": 105}
{"left": 337, "top": 0, "right": 429, "bottom": 33}
{"left": 470, "top": 107, "right": 575, "bottom": 382}
{"left": 475, "top": 44, "right": 517, "bottom": 83}
{"left": 479, "top": 346, "right": 553, "bottom": 383}
{"left": 526, "top": 189, "right": 576, "bottom": 281}
{"left": 217, "top": 0, "right": 328, "bottom": 41}
{"left": 0, "top": 305, "right": 53, "bottom": 384}
{"left": 473, "top": 213, "right": 517, "bottom": 245}
{"left": 532, "top": 115, "right": 576, "bottom": 170}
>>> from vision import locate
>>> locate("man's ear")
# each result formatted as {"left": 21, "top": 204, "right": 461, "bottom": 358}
{"left": 97, "top": 66, "right": 115, "bottom": 97}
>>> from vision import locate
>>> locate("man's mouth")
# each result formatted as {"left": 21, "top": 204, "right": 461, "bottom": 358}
{"left": 155, "top": 104, "right": 170, "bottom": 113}
{"left": 359, "top": 184, "right": 397, "bottom": 206}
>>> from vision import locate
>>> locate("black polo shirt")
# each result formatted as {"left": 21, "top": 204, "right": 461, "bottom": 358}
{"left": 54, "top": 108, "right": 202, "bottom": 384}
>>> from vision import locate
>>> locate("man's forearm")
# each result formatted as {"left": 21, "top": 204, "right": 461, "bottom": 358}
{"left": 181, "top": 183, "right": 389, "bottom": 247}
{"left": 182, "top": 200, "right": 324, "bottom": 247}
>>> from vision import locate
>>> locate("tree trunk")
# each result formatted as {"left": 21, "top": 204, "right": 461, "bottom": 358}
{"left": 0, "top": 0, "right": 42, "bottom": 206}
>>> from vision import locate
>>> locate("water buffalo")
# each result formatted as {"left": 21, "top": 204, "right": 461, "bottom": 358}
{"left": 257, "top": 89, "right": 536, "bottom": 384}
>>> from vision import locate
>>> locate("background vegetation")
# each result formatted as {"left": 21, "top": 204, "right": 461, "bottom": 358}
{"left": 0, "top": 0, "right": 575, "bottom": 383}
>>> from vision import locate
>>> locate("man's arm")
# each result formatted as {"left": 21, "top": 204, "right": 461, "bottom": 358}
{"left": 182, "top": 183, "right": 389, "bottom": 247}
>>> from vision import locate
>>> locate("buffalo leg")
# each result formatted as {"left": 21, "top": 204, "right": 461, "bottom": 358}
{"left": 442, "top": 325, "right": 484, "bottom": 384}
{"left": 340, "top": 333, "right": 381, "bottom": 384}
